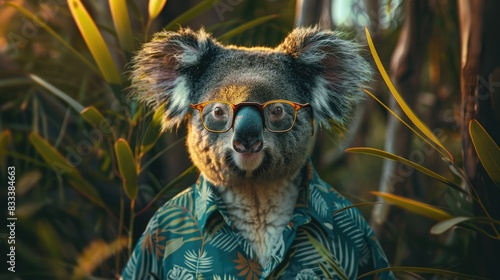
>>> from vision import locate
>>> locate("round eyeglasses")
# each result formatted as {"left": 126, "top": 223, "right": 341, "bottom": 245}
{"left": 190, "top": 100, "right": 312, "bottom": 133}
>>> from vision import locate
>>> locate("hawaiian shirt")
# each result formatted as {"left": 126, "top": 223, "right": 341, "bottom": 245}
{"left": 122, "top": 160, "right": 394, "bottom": 279}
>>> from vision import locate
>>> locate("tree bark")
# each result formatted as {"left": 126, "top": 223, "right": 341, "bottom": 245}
{"left": 458, "top": 0, "right": 500, "bottom": 277}
{"left": 370, "top": 0, "right": 435, "bottom": 262}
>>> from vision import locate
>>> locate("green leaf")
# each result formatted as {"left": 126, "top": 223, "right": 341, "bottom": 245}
{"left": 140, "top": 104, "right": 165, "bottom": 155}
{"left": 469, "top": 119, "right": 500, "bottom": 186}
{"left": 346, "top": 147, "right": 459, "bottom": 188}
{"left": 0, "top": 130, "right": 12, "bottom": 168}
{"left": 364, "top": 27, "right": 452, "bottom": 162}
{"left": 114, "top": 138, "right": 138, "bottom": 200}
{"left": 80, "top": 106, "right": 105, "bottom": 128}
{"left": 164, "top": 0, "right": 220, "bottom": 31}
{"left": 357, "top": 266, "right": 488, "bottom": 279}
{"left": 304, "top": 231, "right": 349, "bottom": 280}
{"left": 30, "top": 74, "right": 84, "bottom": 112}
{"left": 68, "top": 0, "right": 122, "bottom": 85}
{"left": 29, "top": 132, "right": 105, "bottom": 208}
{"left": 109, "top": 0, "right": 134, "bottom": 52}
{"left": 371, "top": 191, "right": 452, "bottom": 221}
{"left": 4, "top": 2, "right": 100, "bottom": 75}
{"left": 149, "top": 0, "right": 168, "bottom": 21}
{"left": 430, "top": 217, "right": 472, "bottom": 235}
{"left": 218, "top": 14, "right": 278, "bottom": 42}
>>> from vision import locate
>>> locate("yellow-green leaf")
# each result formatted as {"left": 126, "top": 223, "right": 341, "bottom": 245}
{"left": 304, "top": 231, "right": 349, "bottom": 280}
{"left": 364, "top": 27, "right": 452, "bottom": 162}
{"left": 218, "top": 14, "right": 278, "bottom": 42}
{"left": 164, "top": 0, "right": 219, "bottom": 31}
{"left": 371, "top": 191, "right": 452, "bottom": 221}
{"left": 346, "top": 147, "right": 459, "bottom": 187}
{"left": 0, "top": 130, "right": 12, "bottom": 167}
{"left": 109, "top": 0, "right": 134, "bottom": 52}
{"left": 68, "top": 0, "right": 122, "bottom": 85}
{"left": 114, "top": 138, "right": 138, "bottom": 200}
{"left": 29, "top": 132, "right": 105, "bottom": 207}
{"left": 469, "top": 119, "right": 500, "bottom": 186}
{"left": 149, "top": 0, "right": 168, "bottom": 21}
{"left": 430, "top": 217, "right": 472, "bottom": 235}
{"left": 80, "top": 106, "right": 105, "bottom": 128}
{"left": 140, "top": 104, "right": 165, "bottom": 155}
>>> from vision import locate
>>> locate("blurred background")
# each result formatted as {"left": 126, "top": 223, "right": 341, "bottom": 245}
{"left": 1, "top": 0, "right": 499, "bottom": 279}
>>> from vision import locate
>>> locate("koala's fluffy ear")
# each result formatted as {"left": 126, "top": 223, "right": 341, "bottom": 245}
{"left": 277, "top": 27, "right": 372, "bottom": 128}
{"left": 129, "top": 28, "right": 216, "bottom": 131}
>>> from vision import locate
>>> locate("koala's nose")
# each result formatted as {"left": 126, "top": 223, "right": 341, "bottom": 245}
{"left": 232, "top": 106, "right": 264, "bottom": 153}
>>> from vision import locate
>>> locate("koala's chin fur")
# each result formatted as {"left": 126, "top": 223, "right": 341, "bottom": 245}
{"left": 130, "top": 26, "right": 372, "bottom": 267}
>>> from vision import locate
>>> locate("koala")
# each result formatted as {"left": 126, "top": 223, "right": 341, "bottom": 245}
{"left": 122, "top": 27, "right": 393, "bottom": 279}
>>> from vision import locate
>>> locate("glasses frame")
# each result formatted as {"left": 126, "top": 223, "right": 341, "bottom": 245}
{"left": 190, "top": 99, "right": 313, "bottom": 134}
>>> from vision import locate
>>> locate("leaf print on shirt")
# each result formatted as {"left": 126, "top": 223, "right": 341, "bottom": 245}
{"left": 310, "top": 188, "right": 328, "bottom": 218}
{"left": 167, "top": 265, "right": 195, "bottom": 280}
{"left": 233, "top": 252, "right": 262, "bottom": 280}
{"left": 185, "top": 249, "right": 213, "bottom": 274}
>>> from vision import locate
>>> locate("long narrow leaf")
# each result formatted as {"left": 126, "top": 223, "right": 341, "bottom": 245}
{"left": 4, "top": 2, "right": 100, "bottom": 75}
{"left": 30, "top": 74, "right": 85, "bottom": 112}
{"left": 68, "top": 0, "right": 122, "bottom": 85}
{"left": 140, "top": 104, "right": 165, "bottom": 155}
{"left": 364, "top": 27, "right": 452, "bottom": 162}
{"left": 430, "top": 217, "right": 472, "bottom": 235}
{"left": 469, "top": 120, "right": 500, "bottom": 186}
{"left": 363, "top": 89, "right": 451, "bottom": 161}
{"left": 114, "top": 138, "right": 138, "bottom": 200}
{"left": 357, "top": 266, "right": 488, "bottom": 279}
{"left": 346, "top": 147, "right": 459, "bottom": 188}
{"left": 371, "top": 191, "right": 452, "bottom": 221}
{"left": 149, "top": 0, "right": 168, "bottom": 21}
{"left": 29, "top": 132, "right": 105, "bottom": 208}
{"left": 304, "top": 231, "right": 349, "bottom": 280}
{"left": 80, "top": 106, "right": 105, "bottom": 128}
{"left": 109, "top": 0, "right": 134, "bottom": 52}
{"left": 218, "top": 14, "right": 278, "bottom": 41}
{"left": 164, "top": 0, "right": 220, "bottom": 31}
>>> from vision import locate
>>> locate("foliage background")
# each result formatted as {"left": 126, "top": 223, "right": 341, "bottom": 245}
{"left": 0, "top": 0, "right": 498, "bottom": 279}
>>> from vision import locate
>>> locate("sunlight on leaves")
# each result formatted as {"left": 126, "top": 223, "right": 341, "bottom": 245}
{"left": 68, "top": 0, "right": 122, "bottom": 85}
{"left": 30, "top": 74, "right": 84, "bottom": 112}
{"left": 109, "top": 0, "right": 134, "bottom": 52}
{"left": 430, "top": 217, "right": 472, "bottom": 235}
{"left": 114, "top": 138, "right": 138, "bottom": 200}
{"left": 140, "top": 104, "right": 165, "bottom": 156}
{"left": 149, "top": 0, "right": 168, "bottom": 21}
{"left": 469, "top": 120, "right": 500, "bottom": 186}
{"left": 371, "top": 191, "right": 452, "bottom": 221}
{"left": 364, "top": 27, "right": 453, "bottom": 162}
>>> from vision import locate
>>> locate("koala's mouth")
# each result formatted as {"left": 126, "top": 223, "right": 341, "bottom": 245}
{"left": 224, "top": 150, "right": 271, "bottom": 178}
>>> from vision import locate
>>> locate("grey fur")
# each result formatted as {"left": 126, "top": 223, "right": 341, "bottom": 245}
{"left": 130, "top": 26, "right": 373, "bottom": 267}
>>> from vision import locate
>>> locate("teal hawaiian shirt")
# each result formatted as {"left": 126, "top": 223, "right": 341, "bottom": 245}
{"left": 122, "top": 161, "right": 394, "bottom": 279}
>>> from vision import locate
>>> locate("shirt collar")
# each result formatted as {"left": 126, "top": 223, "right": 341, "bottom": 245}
{"left": 193, "top": 159, "right": 335, "bottom": 233}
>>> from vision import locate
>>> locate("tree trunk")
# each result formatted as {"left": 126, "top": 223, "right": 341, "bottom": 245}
{"left": 370, "top": 0, "right": 435, "bottom": 262}
{"left": 458, "top": 0, "right": 500, "bottom": 277}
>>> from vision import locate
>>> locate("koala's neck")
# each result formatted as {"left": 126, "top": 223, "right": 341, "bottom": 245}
{"left": 216, "top": 174, "right": 302, "bottom": 268}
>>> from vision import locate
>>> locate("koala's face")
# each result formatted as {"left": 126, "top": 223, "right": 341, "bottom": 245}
{"left": 130, "top": 28, "right": 372, "bottom": 186}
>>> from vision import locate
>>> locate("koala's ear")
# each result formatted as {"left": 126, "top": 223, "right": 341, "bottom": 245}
{"left": 129, "top": 28, "right": 217, "bottom": 131}
{"left": 277, "top": 27, "right": 372, "bottom": 128}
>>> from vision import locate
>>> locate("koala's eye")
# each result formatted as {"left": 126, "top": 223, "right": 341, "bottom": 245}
{"left": 213, "top": 106, "right": 225, "bottom": 116}
{"left": 271, "top": 106, "right": 283, "bottom": 117}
